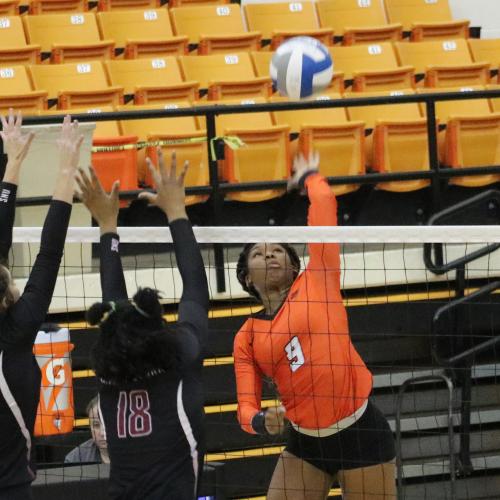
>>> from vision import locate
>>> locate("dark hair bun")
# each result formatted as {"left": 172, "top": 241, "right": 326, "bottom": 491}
{"left": 87, "top": 302, "right": 113, "bottom": 326}
{"left": 133, "top": 288, "right": 162, "bottom": 318}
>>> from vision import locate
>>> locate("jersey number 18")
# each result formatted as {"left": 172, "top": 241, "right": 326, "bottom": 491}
{"left": 117, "top": 390, "right": 152, "bottom": 438}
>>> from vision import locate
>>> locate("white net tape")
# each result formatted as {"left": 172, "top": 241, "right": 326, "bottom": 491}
{"left": 12, "top": 225, "right": 500, "bottom": 243}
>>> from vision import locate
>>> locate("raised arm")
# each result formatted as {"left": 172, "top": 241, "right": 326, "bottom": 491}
{"left": 234, "top": 329, "right": 264, "bottom": 434}
{"left": 3, "top": 116, "right": 82, "bottom": 348}
{"left": 140, "top": 149, "right": 209, "bottom": 338}
{"left": 0, "top": 109, "right": 34, "bottom": 265}
{"left": 76, "top": 167, "right": 127, "bottom": 302}
{"left": 289, "top": 152, "right": 340, "bottom": 284}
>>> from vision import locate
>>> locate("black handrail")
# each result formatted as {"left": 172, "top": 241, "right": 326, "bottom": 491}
{"left": 432, "top": 280, "right": 500, "bottom": 366}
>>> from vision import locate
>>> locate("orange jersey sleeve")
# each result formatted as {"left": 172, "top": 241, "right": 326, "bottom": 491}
{"left": 304, "top": 172, "right": 341, "bottom": 291}
{"left": 234, "top": 323, "right": 263, "bottom": 434}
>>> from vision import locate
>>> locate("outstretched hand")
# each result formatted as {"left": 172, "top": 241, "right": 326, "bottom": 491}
{"left": 76, "top": 166, "right": 120, "bottom": 234}
{"left": 1, "top": 109, "right": 35, "bottom": 183}
{"left": 139, "top": 148, "right": 189, "bottom": 222}
{"left": 287, "top": 151, "right": 320, "bottom": 192}
{"left": 57, "top": 115, "right": 84, "bottom": 173}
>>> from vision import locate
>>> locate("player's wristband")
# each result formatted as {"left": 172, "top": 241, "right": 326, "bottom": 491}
{"left": 298, "top": 169, "right": 319, "bottom": 191}
{"left": 251, "top": 411, "right": 269, "bottom": 435}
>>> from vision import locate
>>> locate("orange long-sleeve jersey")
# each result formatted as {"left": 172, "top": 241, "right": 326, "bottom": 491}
{"left": 233, "top": 173, "right": 373, "bottom": 434}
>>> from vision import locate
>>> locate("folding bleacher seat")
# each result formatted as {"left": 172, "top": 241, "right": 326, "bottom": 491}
{"left": 0, "top": 0, "right": 18, "bottom": 15}
{"left": 330, "top": 42, "right": 414, "bottom": 91}
{"left": 372, "top": 118, "right": 432, "bottom": 192}
{"left": 105, "top": 58, "right": 198, "bottom": 104}
{"left": 395, "top": 39, "right": 490, "bottom": 88}
{"left": 244, "top": 2, "right": 333, "bottom": 49}
{"left": 118, "top": 102, "right": 209, "bottom": 204}
{"left": 316, "top": 0, "right": 403, "bottom": 46}
{"left": 444, "top": 113, "right": 500, "bottom": 187}
{"left": 23, "top": 13, "right": 114, "bottom": 63}
{"left": 179, "top": 52, "right": 272, "bottom": 100}
{"left": 347, "top": 88, "right": 424, "bottom": 174}
{"left": 30, "top": 61, "right": 124, "bottom": 108}
{"left": 468, "top": 38, "right": 500, "bottom": 74}
{"left": 0, "top": 16, "right": 41, "bottom": 65}
{"left": 487, "top": 84, "right": 500, "bottom": 112}
{"left": 170, "top": 4, "right": 261, "bottom": 55}
{"left": 270, "top": 93, "right": 364, "bottom": 196}
{"left": 384, "top": 0, "right": 469, "bottom": 41}
{"left": 28, "top": 0, "right": 86, "bottom": 14}
{"left": 212, "top": 98, "right": 291, "bottom": 202}
{"left": 97, "top": 9, "right": 188, "bottom": 58}
{"left": 0, "top": 65, "right": 47, "bottom": 112}
{"left": 97, "top": 0, "right": 159, "bottom": 11}
{"left": 417, "top": 85, "right": 499, "bottom": 187}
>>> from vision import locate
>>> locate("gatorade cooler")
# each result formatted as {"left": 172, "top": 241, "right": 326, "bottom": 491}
{"left": 33, "top": 328, "right": 75, "bottom": 436}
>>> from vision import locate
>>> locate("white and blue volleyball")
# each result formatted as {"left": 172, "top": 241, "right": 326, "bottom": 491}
{"left": 270, "top": 37, "right": 333, "bottom": 99}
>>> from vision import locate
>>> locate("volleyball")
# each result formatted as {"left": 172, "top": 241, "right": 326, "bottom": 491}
{"left": 270, "top": 36, "right": 334, "bottom": 99}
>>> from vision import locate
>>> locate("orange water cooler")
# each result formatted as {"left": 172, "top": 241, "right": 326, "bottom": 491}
{"left": 33, "top": 328, "right": 75, "bottom": 436}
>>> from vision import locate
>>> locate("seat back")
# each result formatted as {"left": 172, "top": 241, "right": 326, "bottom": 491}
{"left": 417, "top": 86, "right": 492, "bottom": 123}
{"left": 244, "top": 2, "right": 319, "bottom": 40}
{"left": 271, "top": 93, "right": 348, "bottom": 134}
{"left": 347, "top": 88, "right": 421, "bottom": 129}
{"left": 468, "top": 38, "right": 500, "bottom": 66}
{"left": 179, "top": 52, "right": 256, "bottom": 89}
{"left": 395, "top": 39, "right": 472, "bottom": 74}
{"left": 170, "top": 4, "right": 246, "bottom": 44}
{"left": 384, "top": 0, "right": 453, "bottom": 30}
{"left": 0, "top": 65, "right": 34, "bottom": 94}
{"left": 97, "top": 8, "right": 174, "bottom": 48}
{"left": 330, "top": 42, "right": 399, "bottom": 80}
{"left": 30, "top": 61, "right": 112, "bottom": 99}
{"left": 169, "top": 0, "right": 229, "bottom": 7}
{"left": 105, "top": 57, "right": 184, "bottom": 96}
{"left": 0, "top": 15, "right": 28, "bottom": 46}
{"left": 317, "top": 0, "right": 388, "bottom": 35}
{"left": 251, "top": 50, "right": 272, "bottom": 77}
{"left": 24, "top": 13, "right": 102, "bottom": 53}
{"left": 97, "top": 0, "right": 159, "bottom": 11}
{"left": 29, "top": 0, "right": 87, "bottom": 14}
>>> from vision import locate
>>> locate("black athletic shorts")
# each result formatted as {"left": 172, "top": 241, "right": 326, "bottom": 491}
{"left": 0, "top": 483, "right": 33, "bottom": 500}
{"left": 285, "top": 400, "right": 396, "bottom": 476}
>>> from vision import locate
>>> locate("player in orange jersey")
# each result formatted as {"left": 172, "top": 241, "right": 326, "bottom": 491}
{"left": 234, "top": 152, "right": 396, "bottom": 500}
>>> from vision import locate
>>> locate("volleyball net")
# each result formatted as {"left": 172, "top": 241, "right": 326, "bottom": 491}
{"left": 9, "top": 224, "right": 500, "bottom": 500}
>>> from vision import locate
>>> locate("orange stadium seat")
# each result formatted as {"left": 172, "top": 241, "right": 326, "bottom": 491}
{"left": 97, "top": 0, "right": 159, "bottom": 11}
{"left": 23, "top": 13, "right": 114, "bottom": 63}
{"left": 170, "top": 4, "right": 261, "bottom": 55}
{"left": 468, "top": 38, "right": 500, "bottom": 72}
{"left": 0, "top": 0, "right": 19, "bottom": 15}
{"left": 97, "top": 9, "right": 188, "bottom": 59}
{"left": 118, "top": 102, "right": 209, "bottom": 204}
{"left": 316, "top": 0, "right": 403, "bottom": 46}
{"left": 384, "top": 0, "right": 469, "bottom": 41}
{"left": 330, "top": 42, "right": 414, "bottom": 90}
{"left": 179, "top": 52, "right": 272, "bottom": 100}
{"left": 28, "top": 0, "right": 86, "bottom": 14}
{"left": 169, "top": 0, "right": 228, "bottom": 7}
{"left": 30, "top": 61, "right": 124, "bottom": 108}
{"left": 0, "top": 65, "right": 47, "bottom": 112}
{"left": 105, "top": 58, "right": 198, "bottom": 104}
{"left": 373, "top": 118, "right": 432, "bottom": 192}
{"left": 0, "top": 16, "right": 41, "bottom": 65}
{"left": 299, "top": 119, "right": 365, "bottom": 196}
{"left": 347, "top": 88, "right": 422, "bottom": 169}
{"left": 213, "top": 98, "right": 291, "bottom": 202}
{"left": 244, "top": 2, "right": 333, "bottom": 49}
{"left": 395, "top": 39, "right": 490, "bottom": 88}
{"left": 445, "top": 114, "right": 500, "bottom": 187}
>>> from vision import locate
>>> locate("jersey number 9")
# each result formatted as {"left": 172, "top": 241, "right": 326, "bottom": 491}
{"left": 117, "top": 390, "right": 152, "bottom": 438}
